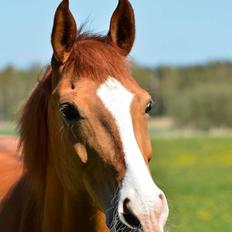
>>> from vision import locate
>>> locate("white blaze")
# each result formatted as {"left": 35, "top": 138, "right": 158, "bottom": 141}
{"left": 97, "top": 77, "right": 168, "bottom": 228}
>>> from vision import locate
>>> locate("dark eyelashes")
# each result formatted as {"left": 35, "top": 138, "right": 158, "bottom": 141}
{"left": 59, "top": 103, "right": 83, "bottom": 124}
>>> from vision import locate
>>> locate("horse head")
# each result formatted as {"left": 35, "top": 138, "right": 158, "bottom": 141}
{"left": 41, "top": 0, "right": 168, "bottom": 231}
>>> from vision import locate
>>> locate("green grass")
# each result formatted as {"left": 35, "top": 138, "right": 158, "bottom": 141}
{"left": 0, "top": 129, "right": 16, "bottom": 135}
{"left": 0, "top": 121, "right": 17, "bottom": 135}
{"left": 1, "top": 125, "right": 232, "bottom": 231}
{"left": 150, "top": 137, "right": 232, "bottom": 232}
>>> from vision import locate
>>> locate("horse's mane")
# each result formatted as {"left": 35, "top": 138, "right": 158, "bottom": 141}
{"left": 19, "top": 67, "right": 52, "bottom": 192}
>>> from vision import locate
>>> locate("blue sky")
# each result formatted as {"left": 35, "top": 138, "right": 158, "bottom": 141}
{"left": 0, "top": 0, "right": 232, "bottom": 69}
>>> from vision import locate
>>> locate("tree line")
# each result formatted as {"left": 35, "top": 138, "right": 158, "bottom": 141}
{"left": 0, "top": 62, "right": 232, "bottom": 130}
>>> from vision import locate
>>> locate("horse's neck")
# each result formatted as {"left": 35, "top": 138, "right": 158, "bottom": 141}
{"left": 42, "top": 166, "right": 109, "bottom": 232}
{"left": 0, "top": 175, "right": 42, "bottom": 232}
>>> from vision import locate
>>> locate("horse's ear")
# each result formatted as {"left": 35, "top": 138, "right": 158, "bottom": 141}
{"left": 51, "top": 0, "right": 77, "bottom": 64}
{"left": 108, "top": 0, "right": 135, "bottom": 56}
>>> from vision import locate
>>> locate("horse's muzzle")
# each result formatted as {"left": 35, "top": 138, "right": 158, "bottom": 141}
{"left": 118, "top": 189, "right": 169, "bottom": 232}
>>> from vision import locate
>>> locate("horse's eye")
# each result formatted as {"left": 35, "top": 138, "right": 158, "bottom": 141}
{"left": 145, "top": 100, "right": 153, "bottom": 114}
{"left": 60, "top": 103, "right": 82, "bottom": 123}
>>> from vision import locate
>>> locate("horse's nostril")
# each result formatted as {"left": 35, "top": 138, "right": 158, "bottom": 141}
{"left": 159, "top": 193, "right": 164, "bottom": 201}
{"left": 123, "top": 198, "right": 130, "bottom": 214}
{"left": 158, "top": 192, "right": 165, "bottom": 211}
{"left": 122, "top": 198, "right": 141, "bottom": 228}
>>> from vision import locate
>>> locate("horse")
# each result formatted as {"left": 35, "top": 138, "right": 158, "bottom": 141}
{"left": 0, "top": 0, "right": 169, "bottom": 231}
{"left": 0, "top": 135, "right": 22, "bottom": 200}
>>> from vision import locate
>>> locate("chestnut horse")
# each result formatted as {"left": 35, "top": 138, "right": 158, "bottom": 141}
{"left": 0, "top": 136, "right": 22, "bottom": 200}
{"left": 0, "top": 0, "right": 169, "bottom": 231}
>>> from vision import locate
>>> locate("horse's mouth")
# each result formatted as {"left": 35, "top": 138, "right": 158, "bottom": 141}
{"left": 106, "top": 209, "right": 142, "bottom": 232}
{"left": 109, "top": 218, "right": 142, "bottom": 232}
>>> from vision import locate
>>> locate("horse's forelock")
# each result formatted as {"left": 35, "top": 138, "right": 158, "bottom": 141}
{"left": 64, "top": 34, "right": 130, "bottom": 83}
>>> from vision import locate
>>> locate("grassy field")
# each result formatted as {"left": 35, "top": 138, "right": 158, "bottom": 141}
{"left": 150, "top": 137, "right": 232, "bottom": 232}
{"left": 0, "top": 122, "right": 16, "bottom": 135}
{"left": 1, "top": 122, "right": 232, "bottom": 231}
